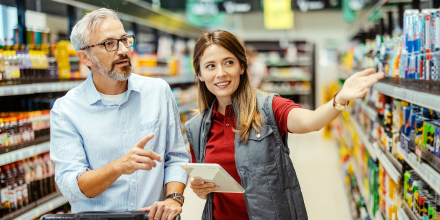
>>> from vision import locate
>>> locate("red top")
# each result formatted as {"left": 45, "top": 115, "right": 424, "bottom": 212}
{"left": 190, "top": 96, "right": 301, "bottom": 220}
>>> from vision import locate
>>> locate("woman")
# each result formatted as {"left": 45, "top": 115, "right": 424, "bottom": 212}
{"left": 185, "top": 30, "right": 383, "bottom": 220}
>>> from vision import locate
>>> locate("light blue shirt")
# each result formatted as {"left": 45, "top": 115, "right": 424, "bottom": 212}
{"left": 50, "top": 73, "right": 190, "bottom": 213}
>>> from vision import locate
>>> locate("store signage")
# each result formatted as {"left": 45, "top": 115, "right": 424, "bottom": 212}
{"left": 297, "top": 0, "right": 325, "bottom": 12}
{"left": 263, "top": 0, "right": 294, "bottom": 29}
{"left": 220, "top": 1, "right": 252, "bottom": 14}
{"left": 186, "top": 0, "right": 225, "bottom": 27}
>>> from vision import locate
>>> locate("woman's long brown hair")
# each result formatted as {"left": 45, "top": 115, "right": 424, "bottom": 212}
{"left": 193, "top": 30, "right": 262, "bottom": 143}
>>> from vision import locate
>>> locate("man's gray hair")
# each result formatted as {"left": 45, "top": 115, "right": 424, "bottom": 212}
{"left": 70, "top": 8, "right": 122, "bottom": 51}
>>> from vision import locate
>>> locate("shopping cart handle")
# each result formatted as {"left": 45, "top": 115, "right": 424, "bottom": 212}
{"left": 144, "top": 212, "right": 181, "bottom": 220}
{"left": 40, "top": 211, "right": 181, "bottom": 220}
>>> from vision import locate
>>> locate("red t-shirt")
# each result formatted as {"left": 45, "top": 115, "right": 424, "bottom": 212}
{"left": 189, "top": 96, "right": 301, "bottom": 220}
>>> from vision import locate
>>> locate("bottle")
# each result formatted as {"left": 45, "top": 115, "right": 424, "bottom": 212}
{"left": 23, "top": 159, "right": 34, "bottom": 203}
{"left": 0, "top": 167, "right": 10, "bottom": 217}
{"left": 10, "top": 163, "right": 22, "bottom": 209}
{"left": 33, "top": 156, "right": 44, "bottom": 200}
{"left": 16, "top": 161, "right": 27, "bottom": 206}
{"left": 3, "top": 118, "right": 11, "bottom": 147}
{"left": 0, "top": 49, "right": 5, "bottom": 81}
{"left": 0, "top": 118, "right": 5, "bottom": 148}
{"left": 4, "top": 165, "right": 16, "bottom": 212}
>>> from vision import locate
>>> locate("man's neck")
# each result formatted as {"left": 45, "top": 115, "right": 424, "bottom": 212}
{"left": 92, "top": 71, "right": 128, "bottom": 95}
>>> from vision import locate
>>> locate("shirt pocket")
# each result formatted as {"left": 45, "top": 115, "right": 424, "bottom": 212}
{"left": 139, "top": 119, "right": 162, "bottom": 154}
{"left": 246, "top": 125, "right": 279, "bottom": 166}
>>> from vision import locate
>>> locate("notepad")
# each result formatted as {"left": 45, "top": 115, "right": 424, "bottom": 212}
{"left": 180, "top": 163, "right": 245, "bottom": 193}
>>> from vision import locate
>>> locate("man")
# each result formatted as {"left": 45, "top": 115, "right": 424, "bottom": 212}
{"left": 50, "top": 8, "right": 190, "bottom": 220}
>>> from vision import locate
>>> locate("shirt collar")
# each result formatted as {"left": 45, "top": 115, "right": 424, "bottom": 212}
{"left": 212, "top": 102, "right": 234, "bottom": 120}
{"left": 84, "top": 73, "right": 140, "bottom": 105}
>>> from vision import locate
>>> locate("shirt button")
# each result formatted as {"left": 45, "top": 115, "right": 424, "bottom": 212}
{"left": 132, "top": 178, "right": 136, "bottom": 183}
{"left": 226, "top": 123, "right": 229, "bottom": 127}
{"left": 256, "top": 133, "right": 261, "bottom": 138}
{"left": 130, "top": 203, "right": 134, "bottom": 207}
{"left": 123, "top": 130, "right": 127, "bottom": 134}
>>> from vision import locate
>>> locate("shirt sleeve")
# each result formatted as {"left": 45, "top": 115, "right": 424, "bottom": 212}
{"left": 272, "top": 96, "right": 302, "bottom": 136}
{"left": 50, "top": 101, "right": 92, "bottom": 203}
{"left": 163, "top": 83, "right": 191, "bottom": 185}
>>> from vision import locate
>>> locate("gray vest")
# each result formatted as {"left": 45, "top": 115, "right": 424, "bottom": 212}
{"left": 185, "top": 93, "right": 308, "bottom": 220}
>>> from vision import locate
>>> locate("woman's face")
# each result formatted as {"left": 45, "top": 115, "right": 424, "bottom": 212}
{"left": 198, "top": 44, "right": 243, "bottom": 103}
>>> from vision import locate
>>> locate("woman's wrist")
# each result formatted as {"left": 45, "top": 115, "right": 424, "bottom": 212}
{"left": 334, "top": 92, "right": 349, "bottom": 105}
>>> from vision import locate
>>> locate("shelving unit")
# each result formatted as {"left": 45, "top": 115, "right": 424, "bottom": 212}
{"left": 50, "top": 0, "right": 205, "bottom": 38}
{"left": 349, "top": 157, "right": 385, "bottom": 220}
{"left": 347, "top": 0, "right": 413, "bottom": 39}
{"left": 353, "top": 99, "right": 378, "bottom": 121}
{"left": 397, "top": 147, "right": 440, "bottom": 195}
{"left": 178, "top": 103, "right": 196, "bottom": 114}
{"left": 0, "top": 81, "right": 83, "bottom": 96}
{"left": 0, "top": 141, "right": 50, "bottom": 166}
{"left": 373, "top": 82, "right": 440, "bottom": 112}
{"left": 160, "top": 75, "right": 195, "bottom": 85}
{"left": 5, "top": 193, "right": 68, "bottom": 220}
{"left": 246, "top": 40, "right": 316, "bottom": 109}
{"left": 350, "top": 117, "right": 401, "bottom": 183}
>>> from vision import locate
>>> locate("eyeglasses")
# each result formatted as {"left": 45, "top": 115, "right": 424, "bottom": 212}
{"left": 80, "top": 35, "right": 135, "bottom": 52}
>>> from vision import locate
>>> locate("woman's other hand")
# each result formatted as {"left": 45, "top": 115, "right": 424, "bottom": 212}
{"left": 189, "top": 177, "right": 219, "bottom": 199}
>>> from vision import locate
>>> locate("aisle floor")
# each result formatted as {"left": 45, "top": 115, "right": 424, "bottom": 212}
{"left": 180, "top": 131, "right": 351, "bottom": 220}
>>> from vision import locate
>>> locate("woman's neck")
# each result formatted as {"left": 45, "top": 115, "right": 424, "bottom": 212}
{"left": 216, "top": 97, "right": 232, "bottom": 115}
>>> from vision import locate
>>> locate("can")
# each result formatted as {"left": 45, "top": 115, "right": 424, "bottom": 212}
{"left": 431, "top": 10, "right": 440, "bottom": 81}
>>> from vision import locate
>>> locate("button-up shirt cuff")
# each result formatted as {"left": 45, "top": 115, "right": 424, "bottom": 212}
{"left": 164, "top": 166, "right": 188, "bottom": 185}
{"left": 67, "top": 167, "right": 91, "bottom": 202}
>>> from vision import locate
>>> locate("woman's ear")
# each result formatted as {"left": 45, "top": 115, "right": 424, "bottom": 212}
{"left": 197, "top": 73, "right": 205, "bottom": 82}
{"left": 77, "top": 50, "right": 93, "bottom": 68}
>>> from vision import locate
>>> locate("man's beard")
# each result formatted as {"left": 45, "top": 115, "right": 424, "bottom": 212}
{"left": 90, "top": 53, "right": 132, "bottom": 81}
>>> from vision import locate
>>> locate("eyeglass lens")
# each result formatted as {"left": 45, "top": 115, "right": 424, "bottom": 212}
{"left": 105, "top": 36, "right": 135, "bottom": 51}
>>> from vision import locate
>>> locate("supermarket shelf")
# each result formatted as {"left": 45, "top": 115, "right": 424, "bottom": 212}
{"left": 0, "top": 81, "right": 82, "bottom": 96}
{"left": 264, "top": 90, "right": 311, "bottom": 96}
{"left": 350, "top": 158, "right": 384, "bottom": 220}
{"left": 373, "top": 82, "right": 440, "bottom": 112}
{"left": 14, "top": 193, "right": 68, "bottom": 220}
{"left": 350, "top": 117, "right": 401, "bottom": 183}
{"left": 178, "top": 103, "right": 196, "bottom": 114}
{"left": 267, "top": 62, "right": 311, "bottom": 67}
{"left": 0, "top": 141, "right": 50, "bottom": 166}
{"left": 397, "top": 208, "right": 410, "bottom": 220}
{"left": 159, "top": 75, "right": 195, "bottom": 85}
{"left": 354, "top": 99, "right": 378, "bottom": 120}
{"left": 265, "top": 76, "right": 311, "bottom": 82}
{"left": 51, "top": 0, "right": 205, "bottom": 38}
{"left": 350, "top": 117, "right": 378, "bottom": 160}
{"left": 402, "top": 201, "right": 418, "bottom": 220}
{"left": 397, "top": 147, "right": 440, "bottom": 195}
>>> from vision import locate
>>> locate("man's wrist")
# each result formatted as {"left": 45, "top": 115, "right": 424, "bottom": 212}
{"left": 165, "top": 192, "right": 184, "bottom": 205}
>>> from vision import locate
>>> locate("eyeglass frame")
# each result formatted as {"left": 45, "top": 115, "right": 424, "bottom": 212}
{"left": 79, "top": 35, "right": 135, "bottom": 52}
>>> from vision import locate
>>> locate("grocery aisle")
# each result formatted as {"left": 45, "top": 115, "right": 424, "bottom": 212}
{"left": 181, "top": 130, "right": 351, "bottom": 220}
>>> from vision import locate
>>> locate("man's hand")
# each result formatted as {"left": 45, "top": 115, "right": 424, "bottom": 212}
{"left": 189, "top": 177, "right": 219, "bottom": 199}
{"left": 138, "top": 199, "right": 182, "bottom": 220}
{"left": 115, "top": 134, "right": 162, "bottom": 175}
